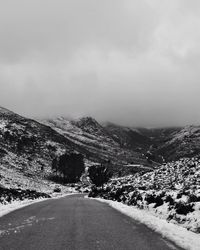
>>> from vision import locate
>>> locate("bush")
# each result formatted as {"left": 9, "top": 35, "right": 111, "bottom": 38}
{"left": 175, "top": 202, "right": 194, "bottom": 215}
{"left": 154, "top": 195, "right": 164, "bottom": 208}
{"left": 53, "top": 187, "right": 61, "bottom": 193}
{"left": 145, "top": 194, "right": 164, "bottom": 207}
{"left": 188, "top": 194, "right": 200, "bottom": 203}
{"left": 88, "top": 185, "right": 99, "bottom": 198}
{"left": 88, "top": 165, "right": 111, "bottom": 187}
{"left": 145, "top": 194, "right": 156, "bottom": 204}
{"left": 165, "top": 195, "right": 175, "bottom": 205}
{"left": 0, "top": 187, "right": 51, "bottom": 204}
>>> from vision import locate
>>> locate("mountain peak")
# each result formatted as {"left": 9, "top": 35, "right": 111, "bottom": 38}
{"left": 73, "top": 116, "right": 100, "bottom": 129}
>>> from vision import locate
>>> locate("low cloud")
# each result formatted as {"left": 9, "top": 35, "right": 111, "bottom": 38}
{"left": 0, "top": 0, "right": 200, "bottom": 127}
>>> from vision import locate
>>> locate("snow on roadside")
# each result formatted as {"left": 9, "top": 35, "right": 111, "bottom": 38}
{"left": 0, "top": 198, "right": 49, "bottom": 218}
{"left": 91, "top": 197, "right": 200, "bottom": 250}
{"left": 0, "top": 193, "right": 76, "bottom": 219}
{"left": 88, "top": 158, "right": 200, "bottom": 233}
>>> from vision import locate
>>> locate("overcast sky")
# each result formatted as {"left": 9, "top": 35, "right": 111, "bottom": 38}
{"left": 0, "top": 0, "right": 200, "bottom": 127}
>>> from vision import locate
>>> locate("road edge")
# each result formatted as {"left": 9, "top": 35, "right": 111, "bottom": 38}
{"left": 86, "top": 196, "right": 200, "bottom": 250}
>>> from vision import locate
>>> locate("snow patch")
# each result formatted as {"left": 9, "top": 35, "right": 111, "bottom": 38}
{"left": 92, "top": 198, "right": 200, "bottom": 250}
{"left": 0, "top": 193, "right": 76, "bottom": 219}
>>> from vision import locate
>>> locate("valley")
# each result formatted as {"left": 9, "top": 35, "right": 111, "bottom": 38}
{"left": 0, "top": 106, "right": 200, "bottom": 247}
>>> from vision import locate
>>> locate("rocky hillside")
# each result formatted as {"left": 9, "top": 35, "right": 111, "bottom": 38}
{"left": 0, "top": 106, "right": 153, "bottom": 190}
{"left": 42, "top": 117, "right": 200, "bottom": 171}
{"left": 103, "top": 122, "right": 151, "bottom": 152}
{"left": 138, "top": 127, "right": 182, "bottom": 143}
{"left": 2, "top": 106, "right": 200, "bottom": 186}
{"left": 89, "top": 157, "right": 200, "bottom": 233}
{"left": 0, "top": 107, "right": 75, "bottom": 190}
{"left": 155, "top": 126, "right": 200, "bottom": 161}
{"left": 41, "top": 117, "right": 151, "bottom": 172}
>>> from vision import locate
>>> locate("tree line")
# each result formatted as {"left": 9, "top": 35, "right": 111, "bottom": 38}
{"left": 51, "top": 152, "right": 112, "bottom": 186}
{"left": 52, "top": 152, "right": 85, "bottom": 183}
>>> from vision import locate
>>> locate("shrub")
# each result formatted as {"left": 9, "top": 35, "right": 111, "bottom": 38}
{"left": 88, "top": 165, "right": 111, "bottom": 187}
{"left": 145, "top": 194, "right": 156, "bottom": 204}
{"left": 188, "top": 194, "right": 200, "bottom": 203}
{"left": 145, "top": 194, "right": 164, "bottom": 207}
{"left": 154, "top": 195, "right": 164, "bottom": 208}
{"left": 165, "top": 195, "right": 175, "bottom": 205}
{"left": 53, "top": 187, "right": 61, "bottom": 193}
{"left": 175, "top": 202, "right": 194, "bottom": 215}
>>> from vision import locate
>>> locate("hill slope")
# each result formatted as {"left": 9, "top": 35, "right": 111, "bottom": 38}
{"left": 156, "top": 126, "right": 200, "bottom": 161}
{"left": 41, "top": 117, "right": 151, "bottom": 172}
{"left": 0, "top": 107, "right": 74, "bottom": 190}
{"left": 89, "top": 157, "right": 200, "bottom": 233}
{"left": 103, "top": 122, "right": 151, "bottom": 152}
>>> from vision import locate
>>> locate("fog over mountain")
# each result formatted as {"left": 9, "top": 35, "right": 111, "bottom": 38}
{"left": 0, "top": 0, "right": 200, "bottom": 127}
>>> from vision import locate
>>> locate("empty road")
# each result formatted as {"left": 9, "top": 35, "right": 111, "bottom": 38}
{"left": 0, "top": 194, "right": 183, "bottom": 250}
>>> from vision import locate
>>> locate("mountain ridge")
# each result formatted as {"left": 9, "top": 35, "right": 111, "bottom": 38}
{"left": 41, "top": 116, "right": 150, "bottom": 173}
{"left": 1, "top": 106, "right": 200, "bottom": 181}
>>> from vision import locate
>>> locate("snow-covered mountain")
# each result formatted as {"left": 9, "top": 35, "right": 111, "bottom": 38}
{"left": 156, "top": 126, "right": 200, "bottom": 161}
{"left": 0, "top": 107, "right": 73, "bottom": 190}
{"left": 104, "top": 122, "right": 151, "bottom": 152}
{"left": 1, "top": 105, "right": 200, "bottom": 189}
{"left": 1, "top": 106, "right": 200, "bottom": 236}
{"left": 42, "top": 116, "right": 200, "bottom": 170}
{"left": 41, "top": 117, "right": 150, "bottom": 172}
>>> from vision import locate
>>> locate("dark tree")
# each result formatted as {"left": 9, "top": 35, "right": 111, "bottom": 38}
{"left": 58, "top": 153, "right": 85, "bottom": 183}
{"left": 88, "top": 165, "right": 111, "bottom": 187}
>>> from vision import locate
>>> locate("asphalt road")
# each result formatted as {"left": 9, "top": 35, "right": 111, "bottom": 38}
{"left": 0, "top": 194, "right": 184, "bottom": 250}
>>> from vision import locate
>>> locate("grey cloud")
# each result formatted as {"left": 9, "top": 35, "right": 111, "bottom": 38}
{"left": 0, "top": 0, "right": 157, "bottom": 62}
{"left": 0, "top": 0, "right": 200, "bottom": 127}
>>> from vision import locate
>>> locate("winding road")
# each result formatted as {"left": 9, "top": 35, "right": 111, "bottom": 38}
{"left": 0, "top": 194, "right": 183, "bottom": 250}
